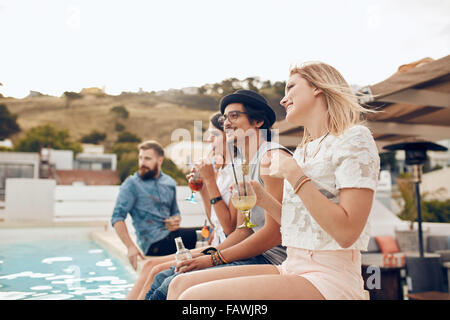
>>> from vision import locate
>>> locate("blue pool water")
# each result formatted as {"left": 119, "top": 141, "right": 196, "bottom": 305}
{"left": 0, "top": 239, "right": 137, "bottom": 300}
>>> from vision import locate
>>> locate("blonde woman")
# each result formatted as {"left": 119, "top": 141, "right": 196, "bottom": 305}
{"left": 168, "top": 62, "right": 380, "bottom": 300}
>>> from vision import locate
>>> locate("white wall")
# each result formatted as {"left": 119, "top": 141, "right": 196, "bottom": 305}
{"left": 5, "top": 178, "right": 55, "bottom": 222}
{"left": 54, "top": 185, "right": 205, "bottom": 227}
{"left": 422, "top": 167, "right": 450, "bottom": 200}
{"left": 3, "top": 181, "right": 205, "bottom": 229}
{"left": 54, "top": 185, "right": 119, "bottom": 219}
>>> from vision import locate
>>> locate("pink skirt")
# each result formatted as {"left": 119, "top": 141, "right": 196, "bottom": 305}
{"left": 277, "top": 247, "right": 366, "bottom": 300}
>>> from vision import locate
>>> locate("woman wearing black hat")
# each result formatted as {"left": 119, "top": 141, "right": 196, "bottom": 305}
{"left": 169, "top": 63, "right": 379, "bottom": 300}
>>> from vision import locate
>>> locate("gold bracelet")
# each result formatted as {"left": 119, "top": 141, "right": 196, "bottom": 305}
{"left": 294, "top": 177, "right": 311, "bottom": 194}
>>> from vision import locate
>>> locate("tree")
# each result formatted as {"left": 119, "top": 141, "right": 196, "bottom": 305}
{"left": 161, "top": 157, "right": 187, "bottom": 185}
{"left": 111, "top": 142, "right": 139, "bottom": 160}
{"left": 14, "top": 124, "right": 82, "bottom": 153}
{"left": 80, "top": 130, "right": 107, "bottom": 144}
{"left": 117, "top": 153, "right": 139, "bottom": 182}
{"left": 273, "top": 81, "right": 286, "bottom": 96}
{"left": 220, "top": 78, "right": 237, "bottom": 96}
{"left": 115, "top": 122, "right": 125, "bottom": 132}
{"left": 422, "top": 199, "right": 450, "bottom": 223}
{"left": 116, "top": 131, "right": 141, "bottom": 143}
{"left": 244, "top": 77, "right": 260, "bottom": 92}
{"left": 197, "top": 86, "right": 206, "bottom": 95}
{"left": 0, "top": 104, "right": 20, "bottom": 139}
{"left": 396, "top": 172, "right": 430, "bottom": 229}
{"left": 110, "top": 105, "right": 129, "bottom": 119}
{"left": 261, "top": 80, "right": 272, "bottom": 89}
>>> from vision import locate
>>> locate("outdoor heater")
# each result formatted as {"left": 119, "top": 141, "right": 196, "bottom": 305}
{"left": 383, "top": 140, "right": 448, "bottom": 293}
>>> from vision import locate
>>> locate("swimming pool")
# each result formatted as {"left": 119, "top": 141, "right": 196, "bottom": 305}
{"left": 0, "top": 226, "right": 137, "bottom": 300}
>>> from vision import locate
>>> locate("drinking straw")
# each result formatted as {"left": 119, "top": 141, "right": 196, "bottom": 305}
{"left": 227, "top": 141, "right": 241, "bottom": 197}
{"left": 239, "top": 147, "right": 248, "bottom": 196}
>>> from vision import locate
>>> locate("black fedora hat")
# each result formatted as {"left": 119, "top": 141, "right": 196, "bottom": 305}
{"left": 219, "top": 89, "right": 276, "bottom": 127}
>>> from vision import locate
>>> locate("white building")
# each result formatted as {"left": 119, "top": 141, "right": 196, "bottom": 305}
{"left": 181, "top": 87, "right": 199, "bottom": 95}
{"left": 81, "top": 143, "right": 105, "bottom": 154}
{"left": 0, "top": 139, "right": 13, "bottom": 149}
{"left": 74, "top": 153, "right": 117, "bottom": 171}
{"left": 421, "top": 167, "right": 450, "bottom": 201}
{"left": 41, "top": 148, "right": 74, "bottom": 170}
{"left": 0, "top": 152, "right": 40, "bottom": 201}
{"left": 72, "top": 144, "right": 117, "bottom": 171}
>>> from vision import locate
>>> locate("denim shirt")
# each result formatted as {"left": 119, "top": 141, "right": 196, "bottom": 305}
{"left": 111, "top": 171, "right": 180, "bottom": 255}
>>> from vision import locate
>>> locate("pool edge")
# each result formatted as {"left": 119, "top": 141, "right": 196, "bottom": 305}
{"left": 90, "top": 231, "right": 146, "bottom": 276}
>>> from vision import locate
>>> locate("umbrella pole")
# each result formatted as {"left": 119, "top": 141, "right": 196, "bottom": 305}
{"left": 414, "top": 181, "right": 424, "bottom": 258}
{"left": 412, "top": 164, "right": 424, "bottom": 258}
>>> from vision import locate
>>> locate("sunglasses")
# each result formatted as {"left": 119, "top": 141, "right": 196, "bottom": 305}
{"left": 218, "top": 111, "right": 248, "bottom": 125}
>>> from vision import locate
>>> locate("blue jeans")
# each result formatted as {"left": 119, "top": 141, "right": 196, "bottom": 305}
{"left": 145, "top": 254, "right": 271, "bottom": 300}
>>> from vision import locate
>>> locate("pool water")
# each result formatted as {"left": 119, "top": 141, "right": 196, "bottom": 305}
{"left": 0, "top": 239, "right": 137, "bottom": 300}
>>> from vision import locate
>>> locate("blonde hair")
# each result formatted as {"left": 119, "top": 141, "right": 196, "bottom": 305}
{"left": 289, "top": 61, "right": 375, "bottom": 147}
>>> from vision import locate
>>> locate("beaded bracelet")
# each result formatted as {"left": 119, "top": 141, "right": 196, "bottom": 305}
{"left": 294, "top": 177, "right": 311, "bottom": 194}
{"left": 217, "top": 250, "right": 228, "bottom": 264}
{"left": 210, "top": 251, "right": 223, "bottom": 266}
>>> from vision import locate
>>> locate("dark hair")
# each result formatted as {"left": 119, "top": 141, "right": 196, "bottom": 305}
{"left": 209, "top": 112, "right": 224, "bottom": 131}
{"left": 242, "top": 103, "right": 273, "bottom": 141}
{"left": 138, "top": 140, "right": 164, "bottom": 157}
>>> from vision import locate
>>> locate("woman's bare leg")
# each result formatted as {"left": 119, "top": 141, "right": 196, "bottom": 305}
{"left": 167, "top": 264, "right": 280, "bottom": 300}
{"left": 179, "top": 274, "right": 325, "bottom": 300}
{"left": 136, "top": 260, "right": 176, "bottom": 300}
{"left": 126, "top": 255, "right": 175, "bottom": 300}
{"left": 167, "top": 264, "right": 325, "bottom": 300}
{"left": 127, "top": 246, "right": 209, "bottom": 299}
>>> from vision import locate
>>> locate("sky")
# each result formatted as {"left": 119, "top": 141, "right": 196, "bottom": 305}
{"left": 0, "top": 0, "right": 449, "bottom": 98}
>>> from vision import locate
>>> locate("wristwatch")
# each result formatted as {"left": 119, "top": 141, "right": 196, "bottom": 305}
{"left": 210, "top": 196, "right": 223, "bottom": 205}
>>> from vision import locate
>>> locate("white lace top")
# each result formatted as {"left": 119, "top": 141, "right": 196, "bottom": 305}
{"left": 281, "top": 125, "right": 380, "bottom": 251}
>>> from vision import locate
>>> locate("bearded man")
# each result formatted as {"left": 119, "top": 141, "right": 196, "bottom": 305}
{"left": 111, "top": 140, "right": 198, "bottom": 270}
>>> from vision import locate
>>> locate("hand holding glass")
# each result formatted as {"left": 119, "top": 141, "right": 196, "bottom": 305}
{"left": 185, "top": 169, "right": 203, "bottom": 204}
{"left": 231, "top": 180, "right": 257, "bottom": 229}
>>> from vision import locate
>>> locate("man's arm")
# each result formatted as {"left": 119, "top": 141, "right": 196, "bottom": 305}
{"left": 113, "top": 220, "right": 138, "bottom": 250}
{"left": 165, "top": 185, "right": 182, "bottom": 231}
{"left": 111, "top": 179, "right": 143, "bottom": 269}
{"left": 113, "top": 220, "right": 144, "bottom": 270}
{"left": 198, "top": 183, "right": 213, "bottom": 226}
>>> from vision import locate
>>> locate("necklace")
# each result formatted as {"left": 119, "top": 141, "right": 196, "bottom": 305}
{"left": 303, "top": 132, "right": 330, "bottom": 163}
